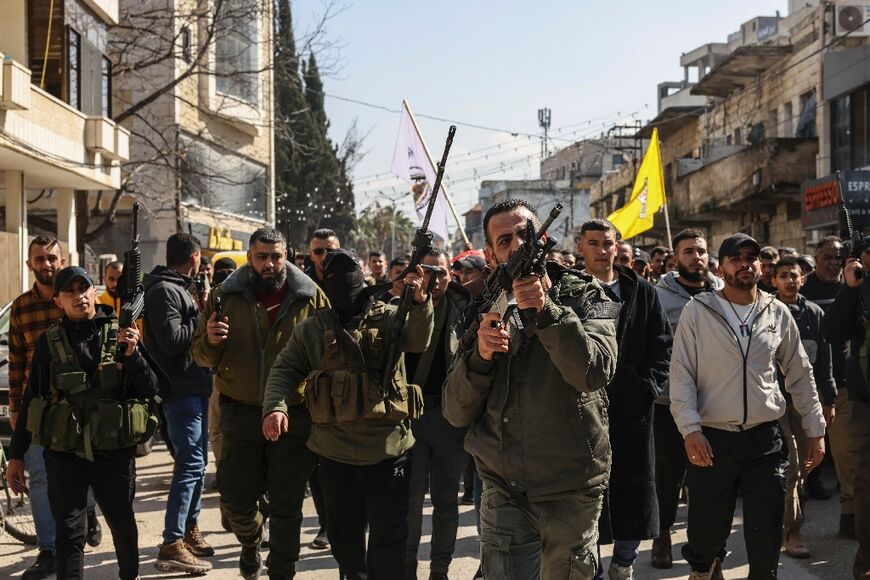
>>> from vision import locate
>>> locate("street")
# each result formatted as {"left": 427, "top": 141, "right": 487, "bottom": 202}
{"left": 0, "top": 442, "right": 857, "bottom": 579}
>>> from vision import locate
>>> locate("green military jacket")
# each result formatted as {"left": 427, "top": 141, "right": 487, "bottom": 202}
{"left": 263, "top": 297, "right": 434, "bottom": 465}
{"left": 443, "top": 271, "right": 618, "bottom": 500}
{"left": 192, "top": 264, "right": 329, "bottom": 406}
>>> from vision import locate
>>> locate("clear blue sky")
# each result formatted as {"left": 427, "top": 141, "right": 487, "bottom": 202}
{"left": 294, "top": 0, "right": 791, "bottom": 227}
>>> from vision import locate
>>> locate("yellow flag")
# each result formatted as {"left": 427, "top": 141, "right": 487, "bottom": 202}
{"left": 607, "top": 128, "right": 666, "bottom": 240}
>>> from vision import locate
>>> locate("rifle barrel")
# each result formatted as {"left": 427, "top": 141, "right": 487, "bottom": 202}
{"left": 421, "top": 125, "right": 457, "bottom": 230}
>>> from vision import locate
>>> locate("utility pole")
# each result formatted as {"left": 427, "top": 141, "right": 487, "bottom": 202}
{"left": 538, "top": 107, "right": 551, "bottom": 159}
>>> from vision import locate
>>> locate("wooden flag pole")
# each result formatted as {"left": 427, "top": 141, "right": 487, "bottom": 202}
{"left": 403, "top": 100, "right": 472, "bottom": 249}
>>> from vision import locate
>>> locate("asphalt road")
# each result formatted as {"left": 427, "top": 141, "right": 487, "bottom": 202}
{"left": 0, "top": 443, "right": 860, "bottom": 578}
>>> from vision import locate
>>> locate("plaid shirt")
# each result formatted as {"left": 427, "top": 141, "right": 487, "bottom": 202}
{"left": 8, "top": 284, "right": 63, "bottom": 413}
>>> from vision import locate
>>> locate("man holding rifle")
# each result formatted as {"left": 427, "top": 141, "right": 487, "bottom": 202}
{"left": 443, "top": 198, "right": 619, "bottom": 579}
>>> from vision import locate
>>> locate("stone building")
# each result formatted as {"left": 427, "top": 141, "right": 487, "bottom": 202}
{"left": 108, "top": 0, "right": 275, "bottom": 269}
{"left": 0, "top": 0, "right": 129, "bottom": 303}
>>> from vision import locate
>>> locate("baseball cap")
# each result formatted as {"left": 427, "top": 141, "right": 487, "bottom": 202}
{"left": 456, "top": 254, "right": 487, "bottom": 272}
{"left": 797, "top": 255, "right": 816, "bottom": 270}
{"left": 633, "top": 248, "right": 651, "bottom": 264}
{"left": 717, "top": 233, "right": 761, "bottom": 259}
{"left": 54, "top": 266, "right": 95, "bottom": 296}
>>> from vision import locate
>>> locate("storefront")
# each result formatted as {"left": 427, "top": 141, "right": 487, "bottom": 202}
{"left": 802, "top": 170, "right": 870, "bottom": 237}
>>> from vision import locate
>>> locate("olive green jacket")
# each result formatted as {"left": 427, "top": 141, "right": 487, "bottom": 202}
{"left": 444, "top": 272, "right": 618, "bottom": 500}
{"left": 191, "top": 264, "right": 329, "bottom": 406}
{"left": 263, "top": 297, "right": 434, "bottom": 465}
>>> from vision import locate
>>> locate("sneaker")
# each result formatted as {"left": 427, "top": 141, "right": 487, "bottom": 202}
{"left": 840, "top": 513, "right": 857, "bottom": 540}
{"left": 608, "top": 563, "right": 633, "bottom": 580}
{"left": 309, "top": 529, "right": 329, "bottom": 550}
{"left": 184, "top": 523, "right": 215, "bottom": 557}
{"left": 154, "top": 539, "right": 212, "bottom": 574}
{"left": 651, "top": 533, "right": 673, "bottom": 569}
{"left": 240, "top": 545, "right": 262, "bottom": 580}
{"left": 86, "top": 510, "right": 103, "bottom": 547}
{"left": 22, "top": 550, "right": 55, "bottom": 580}
{"left": 784, "top": 528, "right": 810, "bottom": 559}
{"left": 461, "top": 490, "right": 474, "bottom": 505}
{"left": 688, "top": 558, "right": 724, "bottom": 580}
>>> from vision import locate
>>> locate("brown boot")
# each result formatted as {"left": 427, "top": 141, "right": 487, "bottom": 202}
{"left": 784, "top": 528, "right": 810, "bottom": 559}
{"left": 184, "top": 523, "right": 215, "bottom": 557}
{"left": 155, "top": 539, "right": 212, "bottom": 574}
{"left": 651, "top": 533, "right": 673, "bottom": 569}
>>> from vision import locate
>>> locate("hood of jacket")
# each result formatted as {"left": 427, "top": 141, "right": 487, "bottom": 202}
{"left": 143, "top": 265, "right": 192, "bottom": 291}
{"left": 655, "top": 271, "right": 723, "bottom": 330}
{"left": 219, "top": 263, "right": 318, "bottom": 300}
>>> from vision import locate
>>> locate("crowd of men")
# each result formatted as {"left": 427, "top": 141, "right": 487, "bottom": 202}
{"left": 4, "top": 198, "right": 870, "bottom": 580}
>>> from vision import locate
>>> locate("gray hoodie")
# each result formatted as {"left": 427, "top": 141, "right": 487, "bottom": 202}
{"left": 654, "top": 271, "right": 723, "bottom": 405}
{"left": 669, "top": 289, "right": 826, "bottom": 440}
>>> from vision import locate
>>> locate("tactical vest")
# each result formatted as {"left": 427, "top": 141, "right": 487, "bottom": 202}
{"left": 303, "top": 303, "right": 424, "bottom": 426}
{"left": 25, "top": 320, "right": 158, "bottom": 460}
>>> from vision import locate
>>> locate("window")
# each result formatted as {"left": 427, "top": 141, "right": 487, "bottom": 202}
{"left": 101, "top": 56, "right": 111, "bottom": 117}
{"left": 783, "top": 102, "right": 794, "bottom": 138}
{"left": 214, "top": 0, "right": 258, "bottom": 105}
{"left": 734, "top": 127, "right": 742, "bottom": 145}
{"left": 68, "top": 28, "right": 81, "bottom": 110}
{"left": 180, "top": 134, "right": 268, "bottom": 220}
{"left": 180, "top": 26, "right": 192, "bottom": 63}
{"left": 831, "top": 85, "right": 870, "bottom": 171}
{"left": 612, "top": 153, "right": 625, "bottom": 167}
{"left": 796, "top": 91, "right": 817, "bottom": 138}
{"left": 832, "top": 94, "right": 851, "bottom": 171}
{"left": 768, "top": 109, "right": 778, "bottom": 139}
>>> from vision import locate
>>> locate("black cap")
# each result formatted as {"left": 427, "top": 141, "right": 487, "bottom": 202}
{"left": 633, "top": 248, "right": 651, "bottom": 264}
{"left": 53, "top": 266, "right": 95, "bottom": 296}
{"left": 717, "top": 233, "right": 761, "bottom": 259}
{"left": 456, "top": 254, "right": 486, "bottom": 272}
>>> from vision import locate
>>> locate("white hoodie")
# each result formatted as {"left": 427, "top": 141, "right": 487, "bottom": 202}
{"left": 669, "top": 289, "right": 826, "bottom": 439}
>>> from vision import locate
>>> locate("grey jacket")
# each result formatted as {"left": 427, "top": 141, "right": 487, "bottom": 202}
{"left": 654, "top": 271, "right": 723, "bottom": 404}
{"left": 670, "top": 290, "right": 826, "bottom": 439}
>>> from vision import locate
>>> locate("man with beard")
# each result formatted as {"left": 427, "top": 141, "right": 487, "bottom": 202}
{"left": 445, "top": 200, "right": 618, "bottom": 579}
{"left": 802, "top": 236, "right": 859, "bottom": 529}
{"left": 772, "top": 257, "right": 837, "bottom": 560}
{"left": 404, "top": 250, "right": 472, "bottom": 580}
{"left": 98, "top": 261, "right": 124, "bottom": 312}
{"left": 652, "top": 229, "right": 722, "bottom": 569}
{"left": 670, "top": 233, "right": 826, "bottom": 580}
{"left": 650, "top": 246, "right": 668, "bottom": 280}
{"left": 262, "top": 249, "right": 433, "bottom": 580}
{"left": 306, "top": 229, "right": 341, "bottom": 286}
{"left": 577, "top": 220, "right": 672, "bottom": 580}
{"left": 144, "top": 234, "right": 214, "bottom": 573}
{"left": 192, "top": 227, "right": 328, "bottom": 580}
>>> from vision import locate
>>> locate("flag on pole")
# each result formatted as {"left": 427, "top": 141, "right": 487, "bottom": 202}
{"left": 607, "top": 128, "right": 666, "bottom": 240}
{"left": 391, "top": 101, "right": 451, "bottom": 242}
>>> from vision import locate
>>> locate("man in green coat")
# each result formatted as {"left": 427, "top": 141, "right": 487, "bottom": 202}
{"left": 191, "top": 227, "right": 328, "bottom": 580}
{"left": 262, "top": 249, "right": 433, "bottom": 580}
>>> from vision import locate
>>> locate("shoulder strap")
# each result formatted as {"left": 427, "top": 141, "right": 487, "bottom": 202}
{"left": 46, "top": 325, "right": 76, "bottom": 367}
{"left": 99, "top": 320, "right": 119, "bottom": 366}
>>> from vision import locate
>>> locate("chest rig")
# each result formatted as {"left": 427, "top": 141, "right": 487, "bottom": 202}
{"left": 304, "top": 303, "right": 423, "bottom": 425}
{"left": 25, "top": 320, "right": 158, "bottom": 460}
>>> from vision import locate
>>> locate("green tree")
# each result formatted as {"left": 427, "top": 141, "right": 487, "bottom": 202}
{"left": 350, "top": 203, "right": 416, "bottom": 260}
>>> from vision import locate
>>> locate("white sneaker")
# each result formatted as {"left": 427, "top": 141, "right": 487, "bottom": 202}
{"left": 608, "top": 563, "right": 633, "bottom": 580}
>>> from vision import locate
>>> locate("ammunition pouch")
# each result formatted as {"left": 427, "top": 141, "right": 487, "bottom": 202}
{"left": 304, "top": 369, "right": 424, "bottom": 426}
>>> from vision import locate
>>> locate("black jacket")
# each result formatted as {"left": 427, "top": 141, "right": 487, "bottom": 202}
{"left": 9, "top": 306, "right": 158, "bottom": 459}
{"left": 598, "top": 265, "right": 673, "bottom": 543}
{"left": 143, "top": 266, "right": 211, "bottom": 399}
{"left": 778, "top": 295, "right": 837, "bottom": 407}
{"left": 801, "top": 273, "right": 848, "bottom": 393}
{"left": 824, "top": 284, "right": 870, "bottom": 405}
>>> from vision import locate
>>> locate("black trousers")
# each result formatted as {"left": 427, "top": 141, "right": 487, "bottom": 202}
{"left": 309, "top": 459, "right": 327, "bottom": 531}
{"left": 682, "top": 422, "right": 788, "bottom": 579}
{"left": 45, "top": 447, "right": 139, "bottom": 580}
{"left": 654, "top": 403, "right": 687, "bottom": 533}
{"left": 318, "top": 451, "right": 413, "bottom": 580}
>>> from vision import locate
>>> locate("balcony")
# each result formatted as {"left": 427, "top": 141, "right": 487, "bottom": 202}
{"left": 0, "top": 56, "right": 127, "bottom": 190}
{"left": 670, "top": 138, "right": 818, "bottom": 222}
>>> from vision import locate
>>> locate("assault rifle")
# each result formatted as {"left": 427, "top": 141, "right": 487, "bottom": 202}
{"left": 115, "top": 201, "right": 145, "bottom": 362}
{"left": 381, "top": 125, "right": 457, "bottom": 395}
{"left": 456, "top": 203, "right": 563, "bottom": 358}
{"left": 838, "top": 170, "right": 870, "bottom": 318}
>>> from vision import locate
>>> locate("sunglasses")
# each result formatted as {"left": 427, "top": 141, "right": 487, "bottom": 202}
{"left": 312, "top": 248, "right": 328, "bottom": 256}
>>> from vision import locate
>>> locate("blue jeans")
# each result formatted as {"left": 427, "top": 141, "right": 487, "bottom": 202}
{"left": 595, "top": 539, "right": 641, "bottom": 577}
{"left": 162, "top": 395, "right": 208, "bottom": 544}
{"left": 24, "top": 444, "right": 55, "bottom": 552}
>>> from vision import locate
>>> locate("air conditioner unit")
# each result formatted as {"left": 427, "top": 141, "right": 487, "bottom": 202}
{"left": 835, "top": 2, "right": 870, "bottom": 37}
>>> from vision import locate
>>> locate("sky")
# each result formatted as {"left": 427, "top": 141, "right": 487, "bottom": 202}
{"left": 293, "top": 0, "right": 793, "bottom": 229}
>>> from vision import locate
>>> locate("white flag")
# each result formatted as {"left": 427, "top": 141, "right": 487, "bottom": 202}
{"left": 391, "top": 101, "right": 451, "bottom": 242}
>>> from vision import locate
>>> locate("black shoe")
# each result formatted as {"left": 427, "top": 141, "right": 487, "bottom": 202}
{"left": 22, "top": 550, "right": 56, "bottom": 580}
{"left": 430, "top": 573, "right": 449, "bottom": 580}
{"left": 840, "top": 513, "right": 857, "bottom": 540}
{"left": 461, "top": 490, "right": 474, "bottom": 505}
{"left": 806, "top": 472, "right": 831, "bottom": 500}
{"left": 86, "top": 510, "right": 103, "bottom": 547}
{"left": 240, "top": 545, "right": 262, "bottom": 580}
